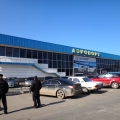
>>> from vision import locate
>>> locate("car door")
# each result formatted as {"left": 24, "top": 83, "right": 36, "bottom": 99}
{"left": 91, "top": 74, "right": 105, "bottom": 83}
{"left": 48, "top": 80, "right": 61, "bottom": 95}
{"left": 103, "top": 74, "right": 113, "bottom": 85}
{"left": 40, "top": 80, "right": 51, "bottom": 95}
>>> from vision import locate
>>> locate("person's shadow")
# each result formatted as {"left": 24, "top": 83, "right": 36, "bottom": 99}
{"left": 1, "top": 100, "right": 66, "bottom": 114}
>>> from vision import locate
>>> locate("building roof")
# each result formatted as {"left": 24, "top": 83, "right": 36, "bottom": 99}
{"left": 0, "top": 33, "right": 120, "bottom": 60}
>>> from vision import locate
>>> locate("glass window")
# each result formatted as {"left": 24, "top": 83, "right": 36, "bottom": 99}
{"left": 32, "top": 50, "right": 37, "bottom": 59}
{"left": 62, "top": 62, "right": 66, "bottom": 68}
{"left": 57, "top": 53, "right": 62, "bottom": 60}
{"left": 43, "top": 52, "right": 48, "bottom": 59}
{"left": 70, "top": 62, "right": 73, "bottom": 68}
{"left": 51, "top": 80, "right": 60, "bottom": 85}
{"left": 48, "top": 52, "right": 52, "bottom": 60}
{"left": 69, "top": 55, "right": 73, "bottom": 61}
{"left": 43, "top": 59, "right": 48, "bottom": 64}
{"left": 66, "top": 62, "right": 70, "bottom": 68}
{"left": 58, "top": 61, "right": 62, "bottom": 68}
{"left": 73, "top": 78, "right": 79, "bottom": 82}
{"left": 0, "top": 46, "right": 5, "bottom": 56}
{"left": 66, "top": 69, "right": 70, "bottom": 76}
{"left": 68, "top": 78, "right": 72, "bottom": 81}
{"left": 82, "top": 78, "right": 91, "bottom": 82}
{"left": 62, "top": 54, "right": 66, "bottom": 61}
{"left": 38, "top": 60, "right": 43, "bottom": 63}
{"left": 53, "top": 61, "right": 57, "bottom": 68}
{"left": 13, "top": 48, "right": 19, "bottom": 57}
{"left": 58, "top": 68, "right": 62, "bottom": 72}
{"left": 42, "top": 80, "right": 51, "bottom": 85}
{"left": 20, "top": 49, "right": 26, "bottom": 58}
{"left": 70, "top": 69, "right": 73, "bottom": 76}
{"left": 66, "top": 55, "right": 69, "bottom": 61}
{"left": 38, "top": 51, "right": 42, "bottom": 59}
{"left": 53, "top": 53, "right": 57, "bottom": 60}
{"left": 6, "top": 47, "right": 13, "bottom": 57}
{"left": 48, "top": 60, "right": 53, "bottom": 68}
{"left": 104, "top": 74, "right": 113, "bottom": 78}
{"left": 98, "top": 74, "right": 105, "bottom": 78}
{"left": 27, "top": 50, "right": 32, "bottom": 58}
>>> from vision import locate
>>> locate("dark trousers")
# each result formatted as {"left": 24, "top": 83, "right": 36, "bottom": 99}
{"left": 0, "top": 94, "right": 7, "bottom": 112}
{"left": 32, "top": 94, "right": 41, "bottom": 108}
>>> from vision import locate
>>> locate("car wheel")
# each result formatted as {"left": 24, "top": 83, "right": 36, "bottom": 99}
{"left": 57, "top": 90, "right": 65, "bottom": 99}
{"left": 82, "top": 87, "right": 89, "bottom": 93}
{"left": 111, "top": 82, "right": 119, "bottom": 89}
{"left": 91, "top": 90, "right": 95, "bottom": 93}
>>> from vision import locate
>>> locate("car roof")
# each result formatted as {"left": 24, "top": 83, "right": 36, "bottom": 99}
{"left": 68, "top": 76, "right": 88, "bottom": 79}
{"left": 44, "top": 78, "right": 75, "bottom": 84}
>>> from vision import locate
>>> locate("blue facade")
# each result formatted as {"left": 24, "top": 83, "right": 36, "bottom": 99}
{"left": 0, "top": 33, "right": 120, "bottom": 60}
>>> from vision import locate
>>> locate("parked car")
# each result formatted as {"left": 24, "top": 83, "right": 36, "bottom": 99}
{"left": 25, "top": 77, "right": 34, "bottom": 87}
{"left": 68, "top": 76, "right": 103, "bottom": 93}
{"left": 40, "top": 78, "right": 82, "bottom": 99}
{"left": 5, "top": 77, "right": 19, "bottom": 87}
{"left": 90, "top": 72, "right": 120, "bottom": 89}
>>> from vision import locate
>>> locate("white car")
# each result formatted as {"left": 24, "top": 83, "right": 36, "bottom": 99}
{"left": 68, "top": 76, "right": 103, "bottom": 93}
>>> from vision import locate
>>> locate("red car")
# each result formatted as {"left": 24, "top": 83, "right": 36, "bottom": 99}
{"left": 90, "top": 72, "right": 120, "bottom": 89}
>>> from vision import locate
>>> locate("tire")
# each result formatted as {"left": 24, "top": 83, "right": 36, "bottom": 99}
{"left": 91, "top": 90, "right": 95, "bottom": 93}
{"left": 82, "top": 87, "right": 89, "bottom": 93}
{"left": 57, "top": 90, "right": 65, "bottom": 99}
{"left": 111, "top": 82, "right": 119, "bottom": 89}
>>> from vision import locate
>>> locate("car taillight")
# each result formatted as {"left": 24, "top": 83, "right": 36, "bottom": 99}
{"left": 94, "top": 85, "right": 98, "bottom": 88}
{"left": 68, "top": 85, "right": 76, "bottom": 89}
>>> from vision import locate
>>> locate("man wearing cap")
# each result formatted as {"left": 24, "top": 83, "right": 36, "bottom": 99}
{"left": 30, "top": 76, "right": 42, "bottom": 108}
{"left": 0, "top": 74, "right": 9, "bottom": 114}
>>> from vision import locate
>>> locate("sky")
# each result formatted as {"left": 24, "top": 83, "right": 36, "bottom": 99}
{"left": 0, "top": 0, "right": 120, "bottom": 55}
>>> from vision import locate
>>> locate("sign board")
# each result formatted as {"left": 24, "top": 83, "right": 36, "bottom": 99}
{"left": 72, "top": 48, "right": 100, "bottom": 57}
{"left": 74, "top": 56, "right": 97, "bottom": 76}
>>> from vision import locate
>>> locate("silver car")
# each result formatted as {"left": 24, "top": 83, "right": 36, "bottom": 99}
{"left": 25, "top": 77, "right": 34, "bottom": 87}
{"left": 40, "top": 78, "right": 82, "bottom": 99}
{"left": 5, "top": 77, "right": 19, "bottom": 88}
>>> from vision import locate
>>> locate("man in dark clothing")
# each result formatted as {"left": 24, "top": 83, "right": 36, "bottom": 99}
{"left": 30, "top": 76, "right": 42, "bottom": 108}
{"left": 0, "top": 74, "right": 9, "bottom": 114}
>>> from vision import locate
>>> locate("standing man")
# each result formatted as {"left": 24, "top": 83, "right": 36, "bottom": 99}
{"left": 0, "top": 74, "right": 9, "bottom": 114}
{"left": 30, "top": 76, "right": 42, "bottom": 108}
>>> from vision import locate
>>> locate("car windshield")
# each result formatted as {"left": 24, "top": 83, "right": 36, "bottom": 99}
{"left": 83, "top": 78, "right": 91, "bottom": 82}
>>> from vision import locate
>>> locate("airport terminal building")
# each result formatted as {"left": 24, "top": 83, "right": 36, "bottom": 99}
{"left": 0, "top": 34, "right": 120, "bottom": 78}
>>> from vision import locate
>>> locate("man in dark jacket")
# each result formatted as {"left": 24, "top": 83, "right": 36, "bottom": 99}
{"left": 0, "top": 74, "right": 9, "bottom": 114}
{"left": 30, "top": 76, "right": 42, "bottom": 108}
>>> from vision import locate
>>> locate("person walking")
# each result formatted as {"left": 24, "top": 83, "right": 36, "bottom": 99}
{"left": 0, "top": 74, "right": 9, "bottom": 114}
{"left": 30, "top": 76, "right": 42, "bottom": 108}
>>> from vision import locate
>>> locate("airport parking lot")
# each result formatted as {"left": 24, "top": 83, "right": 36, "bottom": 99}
{"left": 0, "top": 87, "right": 120, "bottom": 120}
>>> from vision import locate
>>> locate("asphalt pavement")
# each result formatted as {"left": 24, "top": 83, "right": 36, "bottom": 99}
{"left": 0, "top": 87, "right": 120, "bottom": 120}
